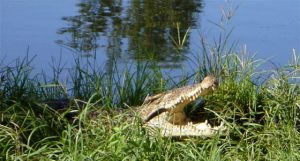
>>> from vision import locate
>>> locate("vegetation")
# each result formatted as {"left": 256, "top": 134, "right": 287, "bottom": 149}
{"left": 1, "top": 38, "right": 299, "bottom": 160}
{"left": 2, "top": 0, "right": 299, "bottom": 159}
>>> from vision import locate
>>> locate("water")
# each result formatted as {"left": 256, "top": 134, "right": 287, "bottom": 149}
{"left": 1, "top": 0, "right": 300, "bottom": 73}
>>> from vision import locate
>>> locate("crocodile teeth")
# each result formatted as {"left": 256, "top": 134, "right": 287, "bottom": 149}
{"left": 192, "top": 95, "right": 196, "bottom": 100}
{"left": 192, "top": 92, "right": 196, "bottom": 97}
{"left": 198, "top": 89, "right": 202, "bottom": 94}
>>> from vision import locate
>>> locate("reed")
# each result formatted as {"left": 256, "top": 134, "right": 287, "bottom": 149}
{"left": 0, "top": 44, "right": 299, "bottom": 161}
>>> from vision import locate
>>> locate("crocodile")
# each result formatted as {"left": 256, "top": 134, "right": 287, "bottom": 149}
{"left": 138, "top": 76, "right": 226, "bottom": 138}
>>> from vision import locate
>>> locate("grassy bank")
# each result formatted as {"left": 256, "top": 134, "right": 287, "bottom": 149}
{"left": 1, "top": 45, "right": 300, "bottom": 160}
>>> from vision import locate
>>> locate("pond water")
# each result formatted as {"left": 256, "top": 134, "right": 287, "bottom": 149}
{"left": 1, "top": 0, "right": 300, "bottom": 73}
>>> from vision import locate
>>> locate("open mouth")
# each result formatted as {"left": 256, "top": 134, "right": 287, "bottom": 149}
{"left": 140, "top": 76, "right": 225, "bottom": 138}
{"left": 145, "top": 112, "right": 226, "bottom": 138}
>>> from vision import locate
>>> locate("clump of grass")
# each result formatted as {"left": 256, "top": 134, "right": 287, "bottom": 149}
{"left": 1, "top": 48, "right": 299, "bottom": 160}
{"left": 1, "top": 38, "right": 300, "bottom": 160}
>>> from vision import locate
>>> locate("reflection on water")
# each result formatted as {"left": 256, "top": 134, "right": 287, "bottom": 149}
{"left": 56, "top": 0, "right": 203, "bottom": 69}
{"left": 3, "top": 0, "right": 298, "bottom": 73}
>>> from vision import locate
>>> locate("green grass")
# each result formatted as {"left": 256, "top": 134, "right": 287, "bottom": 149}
{"left": 1, "top": 43, "right": 300, "bottom": 160}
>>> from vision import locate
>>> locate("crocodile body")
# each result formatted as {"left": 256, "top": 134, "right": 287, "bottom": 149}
{"left": 138, "top": 76, "right": 226, "bottom": 138}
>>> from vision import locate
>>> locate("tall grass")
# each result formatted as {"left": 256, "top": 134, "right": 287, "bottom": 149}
{"left": 1, "top": 44, "right": 300, "bottom": 160}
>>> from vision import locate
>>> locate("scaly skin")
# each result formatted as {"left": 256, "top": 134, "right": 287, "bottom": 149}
{"left": 138, "top": 76, "right": 226, "bottom": 138}
{"left": 139, "top": 76, "right": 218, "bottom": 125}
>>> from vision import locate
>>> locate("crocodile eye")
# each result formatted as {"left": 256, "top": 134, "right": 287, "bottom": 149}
{"left": 214, "top": 81, "right": 219, "bottom": 87}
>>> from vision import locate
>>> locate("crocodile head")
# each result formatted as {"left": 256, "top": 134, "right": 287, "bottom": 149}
{"left": 139, "top": 76, "right": 218, "bottom": 125}
{"left": 138, "top": 76, "right": 225, "bottom": 138}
